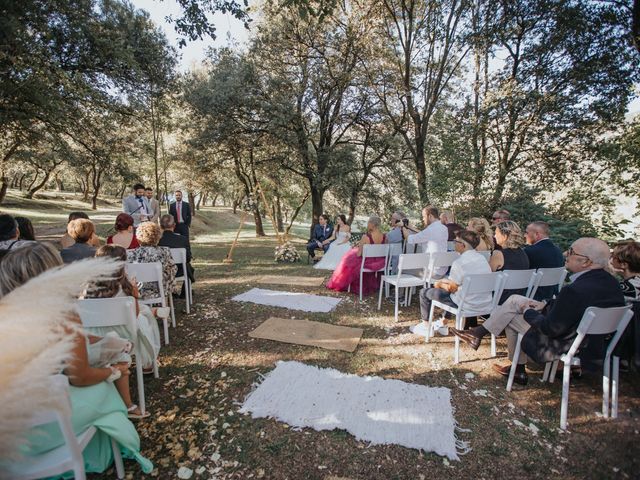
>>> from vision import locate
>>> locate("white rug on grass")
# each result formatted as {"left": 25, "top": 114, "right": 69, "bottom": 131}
{"left": 239, "top": 361, "right": 467, "bottom": 460}
{"left": 232, "top": 288, "right": 341, "bottom": 313}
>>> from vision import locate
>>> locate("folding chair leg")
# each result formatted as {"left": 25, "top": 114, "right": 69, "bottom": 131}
{"left": 454, "top": 313, "right": 462, "bottom": 364}
{"left": 491, "top": 334, "right": 497, "bottom": 357}
{"left": 549, "top": 360, "right": 559, "bottom": 383}
{"left": 111, "top": 437, "right": 125, "bottom": 479}
{"left": 359, "top": 272, "right": 363, "bottom": 301}
{"left": 169, "top": 294, "right": 176, "bottom": 328}
{"left": 542, "top": 362, "right": 552, "bottom": 382}
{"left": 184, "top": 280, "right": 191, "bottom": 314}
{"left": 153, "top": 358, "right": 159, "bottom": 379}
{"left": 394, "top": 287, "right": 399, "bottom": 322}
{"left": 426, "top": 303, "right": 436, "bottom": 342}
{"left": 136, "top": 360, "right": 146, "bottom": 415}
{"left": 506, "top": 334, "right": 523, "bottom": 392}
{"left": 377, "top": 280, "right": 384, "bottom": 310}
{"left": 162, "top": 318, "right": 169, "bottom": 346}
{"left": 612, "top": 356, "right": 620, "bottom": 418}
{"left": 560, "top": 362, "right": 571, "bottom": 430}
{"left": 603, "top": 356, "right": 611, "bottom": 418}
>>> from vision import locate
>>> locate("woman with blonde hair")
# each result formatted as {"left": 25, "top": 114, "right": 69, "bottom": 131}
{"left": 60, "top": 218, "right": 97, "bottom": 263}
{"left": 0, "top": 243, "right": 153, "bottom": 472}
{"left": 490, "top": 220, "right": 530, "bottom": 304}
{"left": 467, "top": 217, "right": 494, "bottom": 251}
{"left": 126, "top": 221, "right": 176, "bottom": 300}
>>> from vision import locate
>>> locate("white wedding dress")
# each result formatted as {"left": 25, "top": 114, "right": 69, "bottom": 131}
{"left": 314, "top": 231, "right": 352, "bottom": 270}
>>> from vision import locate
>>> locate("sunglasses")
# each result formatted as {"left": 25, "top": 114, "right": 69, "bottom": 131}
{"left": 566, "top": 247, "right": 591, "bottom": 261}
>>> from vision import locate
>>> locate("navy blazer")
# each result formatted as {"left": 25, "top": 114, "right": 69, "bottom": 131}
{"left": 521, "top": 268, "right": 625, "bottom": 369}
{"left": 169, "top": 201, "right": 191, "bottom": 227}
{"left": 524, "top": 238, "right": 565, "bottom": 300}
{"left": 310, "top": 223, "right": 333, "bottom": 243}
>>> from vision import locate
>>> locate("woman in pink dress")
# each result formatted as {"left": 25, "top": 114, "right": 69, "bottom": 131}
{"left": 326, "top": 216, "right": 387, "bottom": 296}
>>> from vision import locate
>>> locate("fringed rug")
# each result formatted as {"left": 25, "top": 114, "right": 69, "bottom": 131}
{"left": 232, "top": 288, "right": 341, "bottom": 313}
{"left": 249, "top": 317, "right": 363, "bottom": 352}
{"left": 240, "top": 361, "right": 468, "bottom": 460}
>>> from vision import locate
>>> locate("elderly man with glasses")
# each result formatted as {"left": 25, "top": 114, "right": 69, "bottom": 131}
{"left": 452, "top": 237, "right": 625, "bottom": 386}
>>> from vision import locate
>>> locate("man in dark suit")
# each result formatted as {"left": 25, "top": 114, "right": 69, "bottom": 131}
{"left": 306, "top": 214, "right": 333, "bottom": 261}
{"left": 524, "top": 221, "right": 565, "bottom": 300}
{"left": 158, "top": 214, "right": 194, "bottom": 299}
{"left": 169, "top": 190, "right": 191, "bottom": 239}
{"left": 452, "top": 237, "right": 625, "bottom": 385}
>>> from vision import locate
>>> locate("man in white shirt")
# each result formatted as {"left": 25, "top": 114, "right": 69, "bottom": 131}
{"left": 417, "top": 230, "right": 492, "bottom": 327}
{"left": 404, "top": 205, "right": 449, "bottom": 275}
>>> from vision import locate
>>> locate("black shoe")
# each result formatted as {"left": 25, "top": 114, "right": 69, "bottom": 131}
{"left": 492, "top": 363, "right": 528, "bottom": 385}
{"left": 450, "top": 328, "right": 481, "bottom": 350}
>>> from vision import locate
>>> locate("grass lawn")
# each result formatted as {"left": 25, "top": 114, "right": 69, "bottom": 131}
{"left": 4, "top": 190, "right": 640, "bottom": 480}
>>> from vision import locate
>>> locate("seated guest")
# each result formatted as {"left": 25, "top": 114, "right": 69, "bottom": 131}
{"left": 452, "top": 238, "right": 625, "bottom": 385}
{"left": 85, "top": 245, "right": 164, "bottom": 375}
{"left": 326, "top": 216, "right": 386, "bottom": 296}
{"left": 386, "top": 211, "right": 407, "bottom": 244}
{"left": 467, "top": 217, "right": 494, "bottom": 251}
{"left": 126, "top": 221, "right": 177, "bottom": 301}
{"left": 0, "top": 214, "right": 34, "bottom": 250}
{"left": 158, "top": 214, "right": 194, "bottom": 298}
{"left": 610, "top": 240, "right": 640, "bottom": 299}
{"left": 61, "top": 218, "right": 97, "bottom": 263}
{"left": 60, "top": 212, "right": 102, "bottom": 249}
{"left": 306, "top": 214, "right": 333, "bottom": 261}
{"left": 491, "top": 209, "right": 511, "bottom": 250}
{"left": 417, "top": 230, "right": 492, "bottom": 332}
{"left": 403, "top": 206, "right": 448, "bottom": 274}
{"left": 15, "top": 216, "right": 36, "bottom": 241}
{"left": 490, "top": 220, "right": 530, "bottom": 304}
{"left": 440, "top": 210, "right": 463, "bottom": 242}
{"left": 107, "top": 213, "right": 140, "bottom": 249}
{"left": 524, "top": 221, "right": 565, "bottom": 300}
{"left": 0, "top": 243, "right": 155, "bottom": 461}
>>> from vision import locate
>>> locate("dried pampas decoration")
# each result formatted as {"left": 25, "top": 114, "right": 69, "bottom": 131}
{"left": 0, "top": 257, "right": 121, "bottom": 462}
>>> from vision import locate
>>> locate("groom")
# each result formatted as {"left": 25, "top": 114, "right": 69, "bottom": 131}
{"left": 307, "top": 214, "right": 333, "bottom": 261}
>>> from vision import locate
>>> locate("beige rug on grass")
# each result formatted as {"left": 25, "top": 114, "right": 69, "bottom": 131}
{"left": 249, "top": 317, "right": 363, "bottom": 352}
{"left": 256, "top": 275, "right": 325, "bottom": 287}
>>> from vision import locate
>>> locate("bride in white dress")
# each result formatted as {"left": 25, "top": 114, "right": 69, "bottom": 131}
{"left": 314, "top": 215, "right": 352, "bottom": 270}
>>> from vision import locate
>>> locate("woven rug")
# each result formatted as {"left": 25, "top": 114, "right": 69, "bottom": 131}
{"left": 249, "top": 317, "right": 363, "bottom": 352}
{"left": 232, "top": 288, "right": 341, "bottom": 313}
{"left": 256, "top": 275, "right": 325, "bottom": 287}
{"left": 240, "top": 361, "right": 467, "bottom": 460}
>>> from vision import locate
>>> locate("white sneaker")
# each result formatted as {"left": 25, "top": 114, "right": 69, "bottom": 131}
{"left": 156, "top": 307, "right": 171, "bottom": 319}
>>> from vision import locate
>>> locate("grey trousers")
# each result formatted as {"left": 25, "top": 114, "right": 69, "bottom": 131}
{"left": 419, "top": 287, "right": 457, "bottom": 321}
{"left": 483, "top": 295, "right": 535, "bottom": 365}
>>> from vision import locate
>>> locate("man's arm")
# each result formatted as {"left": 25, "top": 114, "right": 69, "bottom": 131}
{"left": 524, "top": 286, "right": 582, "bottom": 337}
{"left": 406, "top": 226, "right": 430, "bottom": 245}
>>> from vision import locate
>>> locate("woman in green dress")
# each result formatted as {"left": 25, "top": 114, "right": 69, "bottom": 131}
{"left": 0, "top": 243, "right": 153, "bottom": 476}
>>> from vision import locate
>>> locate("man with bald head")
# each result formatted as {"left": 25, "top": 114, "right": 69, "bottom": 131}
{"left": 452, "top": 237, "right": 625, "bottom": 385}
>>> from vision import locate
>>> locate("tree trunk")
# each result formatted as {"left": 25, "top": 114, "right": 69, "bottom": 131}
{"left": 309, "top": 182, "right": 325, "bottom": 237}
{"left": 196, "top": 192, "right": 203, "bottom": 210}
{"left": 285, "top": 190, "right": 310, "bottom": 236}
{"left": 55, "top": 175, "right": 64, "bottom": 192}
{"left": 188, "top": 191, "right": 196, "bottom": 216}
{"left": 18, "top": 174, "right": 26, "bottom": 190}
{"left": 90, "top": 166, "right": 103, "bottom": 210}
{"left": 26, "top": 163, "right": 59, "bottom": 199}
{"left": 0, "top": 177, "right": 8, "bottom": 204}
{"left": 26, "top": 172, "right": 39, "bottom": 193}
{"left": 212, "top": 194, "right": 219, "bottom": 206}
{"left": 275, "top": 193, "right": 284, "bottom": 232}
{"left": 347, "top": 189, "right": 358, "bottom": 226}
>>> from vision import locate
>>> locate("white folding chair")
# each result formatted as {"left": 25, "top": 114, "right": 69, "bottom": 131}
{"left": 477, "top": 250, "right": 491, "bottom": 261}
{"left": 78, "top": 296, "right": 159, "bottom": 415}
{"left": 427, "top": 272, "right": 506, "bottom": 363}
{"left": 425, "top": 251, "right": 460, "bottom": 287}
{"left": 501, "top": 269, "right": 541, "bottom": 300}
{"left": 125, "top": 262, "right": 174, "bottom": 345}
{"left": 170, "top": 248, "right": 192, "bottom": 313}
{"left": 378, "top": 253, "right": 430, "bottom": 321}
{"left": 348, "top": 244, "right": 389, "bottom": 301}
{"left": 508, "top": 305, "right": 633, "bottom": 430}
{"left": 528, "top": 267, "right": 567, "bottom": 300}
{"left": 8, "top": 375, "right": 124, "bottom": 480}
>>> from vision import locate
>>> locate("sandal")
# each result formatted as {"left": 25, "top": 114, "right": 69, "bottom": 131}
{"left": 127, "top": 404, "right": 150, "bottom": 420}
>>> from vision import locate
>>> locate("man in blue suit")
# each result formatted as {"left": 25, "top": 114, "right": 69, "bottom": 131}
{"left": 524, "top": 221, "right": 565, "bottom": 300}
{"left": 307, "top": 214, "right": 333, "bottom": 261}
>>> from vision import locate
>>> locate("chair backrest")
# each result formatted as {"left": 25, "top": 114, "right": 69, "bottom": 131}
{"left": 77, "top": 297, "right": 138, "bottom": 340}
{"left": 386, "top": 242, "right": 405, "bottom": 274}
{"left": 125, "top": 262, "right": 165, "bottom": 303}
{"left": 565, "top": 305, "right": 634, "bottom": 359}
{"left": 528, "top": 267, "right": 567, "bottom": 299}
{"left": 397, "top": 253, "right": 430, "bottom": 279}
{"left": 456, "top": 272, "right": 506, "bottom": 313}
{"left": 429, "top": 251, "right": 460, "bottom": 269}
{"left": 361, "top": 243, "right": 389, "bottom": 273}
{"left": 501, "top": 269, "right": 539, "bottom": 298}
{"left": 477, "top": 250, "right": 491, "bottom": 261}
{"left": 388, "top": 242, "right": 403, "bottom": 258}
{"left": 170, "top": 248, "right": 187, "bottom": 279}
